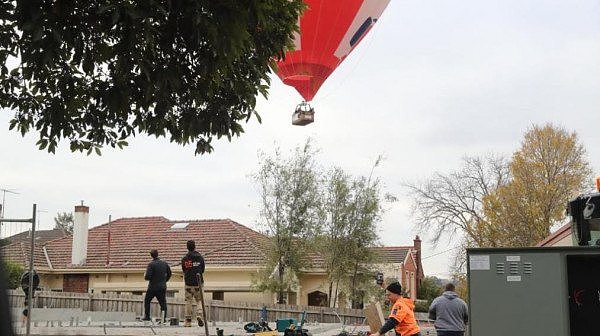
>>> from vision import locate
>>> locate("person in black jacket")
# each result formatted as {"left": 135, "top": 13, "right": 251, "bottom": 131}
{"left": 143, "top": 249, "right": 172, "bottom": 322}
{"left": 181, "top": 240, "right": 205, "bottom": 327}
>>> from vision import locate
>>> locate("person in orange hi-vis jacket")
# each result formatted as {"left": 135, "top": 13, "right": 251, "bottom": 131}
{"left": 371, "top": 282, "right": 421, "bottom": 336}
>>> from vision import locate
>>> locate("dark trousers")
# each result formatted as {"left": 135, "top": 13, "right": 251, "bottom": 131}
{"left": 436, "top": 331, "right": 464, "bottom": 336}
{"left": 144, "top": 288, "right": 167, "bottom": 320}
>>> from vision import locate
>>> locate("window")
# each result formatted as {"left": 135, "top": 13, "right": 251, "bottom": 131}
{"left": 169, "top": 222, "right": 189, "bottom": 230}
{"left": 212, "top": 291, "right": 224, "bottom": 300}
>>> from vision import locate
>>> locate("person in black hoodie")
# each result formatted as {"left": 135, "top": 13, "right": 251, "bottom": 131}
{"left": 143, "top": 249, "right": 172, "bottom": 322}
{"left": 181, "top": 240, "right": 205, "bottom": 327}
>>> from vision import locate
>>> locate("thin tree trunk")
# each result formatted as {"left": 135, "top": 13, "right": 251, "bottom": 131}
{"left": 278, "top": 261, "right": 285, "bottom": 304}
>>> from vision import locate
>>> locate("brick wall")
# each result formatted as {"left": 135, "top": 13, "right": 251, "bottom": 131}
{"left": 63, "top": 274, "right": 89, "bottom": 293}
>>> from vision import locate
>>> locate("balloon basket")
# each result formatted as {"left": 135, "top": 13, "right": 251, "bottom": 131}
{"left": 292, "top": 102, "right": 315, "bottom": 126}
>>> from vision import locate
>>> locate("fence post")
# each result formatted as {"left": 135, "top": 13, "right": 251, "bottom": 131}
{"left": 88, "top": 292, "right": 93, "bottom": 311}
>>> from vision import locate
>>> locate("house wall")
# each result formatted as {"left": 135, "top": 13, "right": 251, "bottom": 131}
{"left": 401, "top": 261, "right": 418, "bottom": 300}
{"left": 552, "top": 234, "right": 573, "bottom": 246}
{"left": 35, "top": 265, "right": 418, "bottom": 306}
{"left": 298, "top": 273, "right": 329, "bottom": 306}
{"left": 38, "top": 273, "right": 63, "bottom": 291}
{"left": 371, "top": 261, "right": 418, "bottom": 300}
{"left": 36, "top": 268, "right": 273, "bottom": 303}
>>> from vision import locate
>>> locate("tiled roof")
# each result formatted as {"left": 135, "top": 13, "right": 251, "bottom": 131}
{"left": 306, "top": 246, "right": 413, "bottom": 270}
{"left": 372, "top": 246, "right": 411, "bottom": 264}
{"left": 0, "top": 229, "right": 68, "bottom": 269}
{"left": 44, "top": 217, "right": 269, "bottom": 270}
{"left": 3, "top": 229, "right": 68, "bottom": 244}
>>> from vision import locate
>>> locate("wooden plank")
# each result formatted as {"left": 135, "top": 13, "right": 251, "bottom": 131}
{"left": 363, "top": 302, "right": 385, "bottom": 333}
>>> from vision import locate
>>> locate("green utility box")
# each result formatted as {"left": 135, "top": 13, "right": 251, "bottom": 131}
{"left": 276, "top": 318, "right": 297, "bottom": 332}
{"left": 468, "top": 246, "right": 600, "bottom": 336}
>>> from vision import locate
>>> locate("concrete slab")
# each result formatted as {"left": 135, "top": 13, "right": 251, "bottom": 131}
{"left": 13, "top": 321, "right": 437, "bottom": 336}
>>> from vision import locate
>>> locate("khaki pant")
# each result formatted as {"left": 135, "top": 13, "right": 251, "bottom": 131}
{"left": 184, "top": 285, "right": 204, "bottom": 319}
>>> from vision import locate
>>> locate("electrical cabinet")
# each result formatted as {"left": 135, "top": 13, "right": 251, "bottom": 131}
{"left": 467, "top": 247, "right": 600, "bottom": 336}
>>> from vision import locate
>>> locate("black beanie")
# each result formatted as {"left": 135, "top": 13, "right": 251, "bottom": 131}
{"left": 386, "top": 282, "right": 402, "bottom": 295}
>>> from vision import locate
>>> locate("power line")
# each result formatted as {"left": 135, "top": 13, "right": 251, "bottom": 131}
{"left": 422, "top": 245, "right": 463, "bottom": 260}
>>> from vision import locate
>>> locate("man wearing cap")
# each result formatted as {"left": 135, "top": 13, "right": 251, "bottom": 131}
{"left": 371, "top": 282, "right": 420, "bottom": 336}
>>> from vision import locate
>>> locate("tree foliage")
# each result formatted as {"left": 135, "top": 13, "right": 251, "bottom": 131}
{"left": 54, "top": 211, "right": 74, "bottom": 234}
{"left": 0, "top": 0, "right": 305, "bottom": 155}
{"left": 253, "top": 139, "right": 323, "bottom": 303}
{"left": 318, "top": 157, "right": 393, "bottom": 307}
{"left": 405, "top": 124, "right": 592, "bottom": 252}
{"left": 483, "top": 124, "right": 593, "bottom": 246}
{"left": 450, "top": 272, "right": 468, "bottom": 300}
{"left": 418, "top": 276, "right": 443, "bottom": 304}
{"left": 1, "top": 259, "right": 24, "bottom": 289}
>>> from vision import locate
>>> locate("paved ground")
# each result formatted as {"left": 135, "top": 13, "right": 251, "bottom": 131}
{"left": 13, "top": 321, "right": 437, "bottom": 336}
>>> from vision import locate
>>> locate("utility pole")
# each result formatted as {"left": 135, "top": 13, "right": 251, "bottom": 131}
{"left": 0, "top": 204, "right": 37, "bottom": 336}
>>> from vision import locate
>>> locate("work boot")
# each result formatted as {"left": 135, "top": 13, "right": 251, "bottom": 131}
{"left": 183, "top": 318, "right": 192, "bottom": 327}
{"left": 197, "top": 317, "right": 204, "bottom": 327}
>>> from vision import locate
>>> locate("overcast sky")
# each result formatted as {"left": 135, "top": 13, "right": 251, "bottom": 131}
{"left": 1, "top": 0, "right": 600, "bottom": 278}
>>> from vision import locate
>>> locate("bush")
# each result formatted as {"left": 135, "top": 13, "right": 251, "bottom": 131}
{"left": 1, "top": 261, "right": 24, "bottom": 289}
{"left": 414, "top": 299, "right": 429, "bottom": 313}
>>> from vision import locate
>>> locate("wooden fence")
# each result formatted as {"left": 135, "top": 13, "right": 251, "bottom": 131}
{"left": 7, "top": 290, "right": 365, "bottom": 324}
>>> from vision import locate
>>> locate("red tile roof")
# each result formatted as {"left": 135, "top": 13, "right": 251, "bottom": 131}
{"left": 0, "top": 229, "right": 68, "bottom": 269}
{"left": 372, "top": 246, "right": 411, "bottom": 264}
{"left": 44, "top": 217, "right": 269, "bottom": 270}
{"left": 3, "top": 217, "right": 422, "bottom": 276}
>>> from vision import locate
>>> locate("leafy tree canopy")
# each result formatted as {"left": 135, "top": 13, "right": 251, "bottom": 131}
{"left": 253, "top": 138, "right": 324, "bottom": 303}
{"left": 54, "top": 211, "right": 74, "bottom": 233}
{"left": 1, "top": 260, "right": 24, "bottom": 289}
{"left": 0, "top": 0, "right": 305, "bottom": 155}
{"left": 418, "top": 276, "right": 443, "bottom": 304}
{"left": 483, "top": 124, "right": 592, "bottom": 246}
{"left": 405, "top": 123, "right": 592, "bottom": 270}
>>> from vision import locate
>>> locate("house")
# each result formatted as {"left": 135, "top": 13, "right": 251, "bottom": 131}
{"left": 0, "top": 228, "right": 69, "bottom": 269}
{"left": 372, "top": 236, "right": 424, "bottom": 301}
{"left": 1, "top": 205, "right": 424, "bottom": 307}
{"left": 537, "top": 222, "right": 573, "bottom": 247}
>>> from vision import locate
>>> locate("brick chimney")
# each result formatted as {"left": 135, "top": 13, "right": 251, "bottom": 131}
{"left": 413, "top": 235, "right": 422, "bottom": 294}
{"left": 71, "top": 204, "right": 89, "bottom": 265}
{"left": 413, "top": 235, "right": 421, "bottom": 253}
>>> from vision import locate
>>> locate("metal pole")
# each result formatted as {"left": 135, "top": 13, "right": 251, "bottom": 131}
{"left": 1, "top": 190, "right": 5, "bottom": 218}
{"left": 0, "top": 188, "right": 20, "bottom": 238}
{"left": 26, "top": 204, "right": 36, "bottom": 336}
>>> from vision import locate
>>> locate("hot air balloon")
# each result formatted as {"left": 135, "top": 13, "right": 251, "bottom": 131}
{"left": 275, "top": 0, "right": 391, "bottom": 126}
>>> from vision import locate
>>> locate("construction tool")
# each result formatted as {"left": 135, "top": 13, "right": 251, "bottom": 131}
{"left": 197, "top": 274, "right": 210, "bottom": 336}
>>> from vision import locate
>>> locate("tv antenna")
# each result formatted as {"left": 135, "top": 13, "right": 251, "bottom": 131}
{"left": 0, "top": 188, "right": 19, "bottom": 238}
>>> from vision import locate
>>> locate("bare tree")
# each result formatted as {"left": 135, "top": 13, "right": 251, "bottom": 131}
{"left": 403, "top": 155, "right": 510, "bottom": 247}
